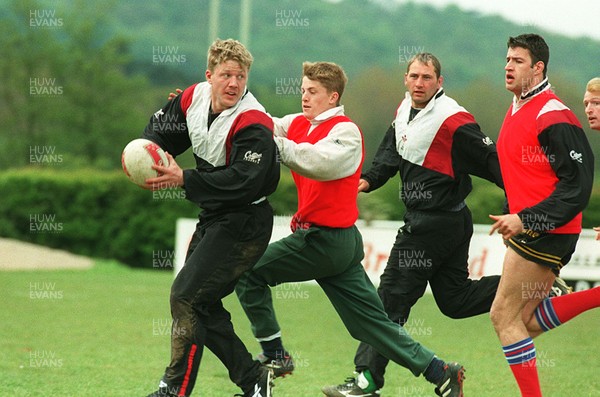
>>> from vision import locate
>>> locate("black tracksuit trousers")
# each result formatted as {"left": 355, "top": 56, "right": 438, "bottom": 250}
{"left": 354, "top": 206, "right": 500, "bottom": 389}
{"left": 159, "top": 201, "right": 273, "bottom": 396}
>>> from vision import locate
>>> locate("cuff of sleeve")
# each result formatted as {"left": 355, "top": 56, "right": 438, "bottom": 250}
{"left": 360, "top": 175, "right": 374, "bottom": 193}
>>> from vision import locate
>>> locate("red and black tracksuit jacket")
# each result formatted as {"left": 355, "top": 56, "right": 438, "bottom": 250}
{"left": 497, "top": 80, "right": 594, "bottom": 233}
{"left": 142, "top": 82, "right": 280, "bottom": 211}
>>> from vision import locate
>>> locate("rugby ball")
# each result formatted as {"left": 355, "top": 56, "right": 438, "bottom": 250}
{"left": 121, "top": 138, "right": 169, "bottom": 186}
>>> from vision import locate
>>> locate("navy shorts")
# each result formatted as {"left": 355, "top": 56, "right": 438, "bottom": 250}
{"left": 505, "top": 230, "right": 579, "bottom": 275}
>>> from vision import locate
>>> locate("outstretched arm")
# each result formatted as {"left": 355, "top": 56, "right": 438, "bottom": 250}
{"left": 276, "top": 121, "right": 362, "bottom": 181}
{"left": 360, "top": 124, "right": 400, "bottom": 192}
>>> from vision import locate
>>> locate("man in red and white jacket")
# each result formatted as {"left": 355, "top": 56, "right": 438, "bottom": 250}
{"left": 235, "top": 61, "right": 465, "bottom": 397}
{"left": 489, "top": 34, "right": 597, "bottom": 397}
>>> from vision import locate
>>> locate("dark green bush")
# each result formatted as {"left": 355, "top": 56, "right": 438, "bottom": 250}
{"left": 0, "top": 168, "right": 300, "bottom": 268}
{"left": 0, "top": 169, "right": 597, "bottom": 268}
{"left": 0, "top": 169, "right": 188, "bottom": 267}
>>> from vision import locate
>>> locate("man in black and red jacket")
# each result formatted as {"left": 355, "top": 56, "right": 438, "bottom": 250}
{"left": 323, "top": 52, "right": 504, "bottom": 397}
{"left": 141, "top": 39, "right": 279, "bottom": 397}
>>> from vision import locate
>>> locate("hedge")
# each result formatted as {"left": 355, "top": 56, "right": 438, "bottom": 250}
{"left": 1, "top": 169, "right": 598, "bottom": 268}
{"left": 0, "top": 168, "right": 297, "bottom": 268}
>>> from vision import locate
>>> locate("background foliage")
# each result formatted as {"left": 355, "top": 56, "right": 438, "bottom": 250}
{"left": 0, "top": 169, "right": 298, "bottom": 267}
{"left": 2, "top": 0, "right": 600, "bottom": 169}
{"left": 1, "top": 169, "right": 598, "bottom": 268}
{"left": 1, "top": 0, "right": 599, "bottom": 266}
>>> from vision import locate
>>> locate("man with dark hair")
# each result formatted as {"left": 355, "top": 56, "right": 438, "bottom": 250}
{"left": 507, "top": 34, "right": 550, "bottom": 77}
{"left": 489, "top": 33, "right": 598, "bottom": 397}
{"left": 322, "top": 52, "right": 503, "bottom": 397}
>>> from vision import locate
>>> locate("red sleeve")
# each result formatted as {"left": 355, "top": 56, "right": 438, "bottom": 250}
{"left": 180, "top": 84, "right": 198, "bottom": 116}
{"left": 422, "top": 111, "right": 475, "bottom": 178}
{"left": 225, "top": 110, "right": 274, "bottom": 166}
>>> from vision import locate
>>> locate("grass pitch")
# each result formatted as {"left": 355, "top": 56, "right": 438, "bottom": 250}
{"left": 1, "top": 261, "right": 598, "bottom": 396}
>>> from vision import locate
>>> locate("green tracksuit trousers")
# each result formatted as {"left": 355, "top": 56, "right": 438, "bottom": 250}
{"left": 235, "top": 225, "right": 435, "bottom": 377}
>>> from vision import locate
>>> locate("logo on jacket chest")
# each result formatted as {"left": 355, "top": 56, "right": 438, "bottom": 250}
{"left": 395, "top": 121, "right": 441, "bottom": 167}
{"left": 398, "top": 133, "right": 408, "bottom": 152}
{"left": 244, "top": 151, "right": 262, "bottom": 164}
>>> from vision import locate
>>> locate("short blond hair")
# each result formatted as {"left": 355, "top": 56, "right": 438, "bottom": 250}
{"left": 207, "top": 38, "right": 253, "bottom": 72}
{"left": 302, "top": 61, "right": 348, "bottom": 104}
{"left": 586, "top": 77, "right": 600, "bottom": 94}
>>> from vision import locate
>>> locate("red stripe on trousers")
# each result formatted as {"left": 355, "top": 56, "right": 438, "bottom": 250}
{"left": 178, "top": 344, "right": 198, "bottom": 396}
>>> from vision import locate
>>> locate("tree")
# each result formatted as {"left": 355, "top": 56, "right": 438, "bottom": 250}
{"left": 0, "top": 0, "right": 65, "bottom": 166}
{"left": 344, "top": 66, "right": 404, "bottom": 165}
{"left": 0, "top": 0, "right": 154, "bottom": 170}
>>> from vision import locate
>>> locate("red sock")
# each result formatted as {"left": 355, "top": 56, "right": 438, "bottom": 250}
{"left": 509, "top": 357, "right": 542, "bottom": 397}
{"left": 503, "top": 338, "right": 542, "bottom": 397}
{"left": 550, "top": 286, "right": 600, "bottom": 324}
{"left": 537, "top": 286, "right": 600, "bottom": 331}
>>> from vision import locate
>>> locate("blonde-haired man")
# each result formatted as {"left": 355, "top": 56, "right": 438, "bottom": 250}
{"left": 235, "top": 61, "right": 466, "bottom": 397}
{"left": 142, "top": 38, "right": 280, "bottom": 397}
{"left": 584, "top": 77, "right": 600, "bottom": 131}
{"left": 584, "top": 77, "right": 600, "bottom": 239}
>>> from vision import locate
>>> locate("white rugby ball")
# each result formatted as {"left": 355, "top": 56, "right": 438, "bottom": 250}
{"left": 121, "top": 138, "right": 169, "bottom": 186}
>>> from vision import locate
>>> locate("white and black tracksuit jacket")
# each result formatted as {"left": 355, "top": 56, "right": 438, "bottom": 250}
{"left": 362, "top": 88, "right": 503, "bottom": 211}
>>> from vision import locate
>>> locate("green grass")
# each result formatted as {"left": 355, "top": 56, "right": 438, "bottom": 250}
{"left": 1, "top": 261, "right": 599, "bottom": 397}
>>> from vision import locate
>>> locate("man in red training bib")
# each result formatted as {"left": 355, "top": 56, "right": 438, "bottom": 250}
{"left": 489, "top": 33, "right": 598, "bottom": 397}
{"left": 235, "top": 61, "right": 465, "bottom": 397}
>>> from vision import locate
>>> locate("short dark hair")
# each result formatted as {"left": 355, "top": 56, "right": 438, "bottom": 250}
{"left": 406, "top": 53, "right": 442, "bottom": 79}
{"left": 507, "top": 34, "right": 549, "bottom": 78}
